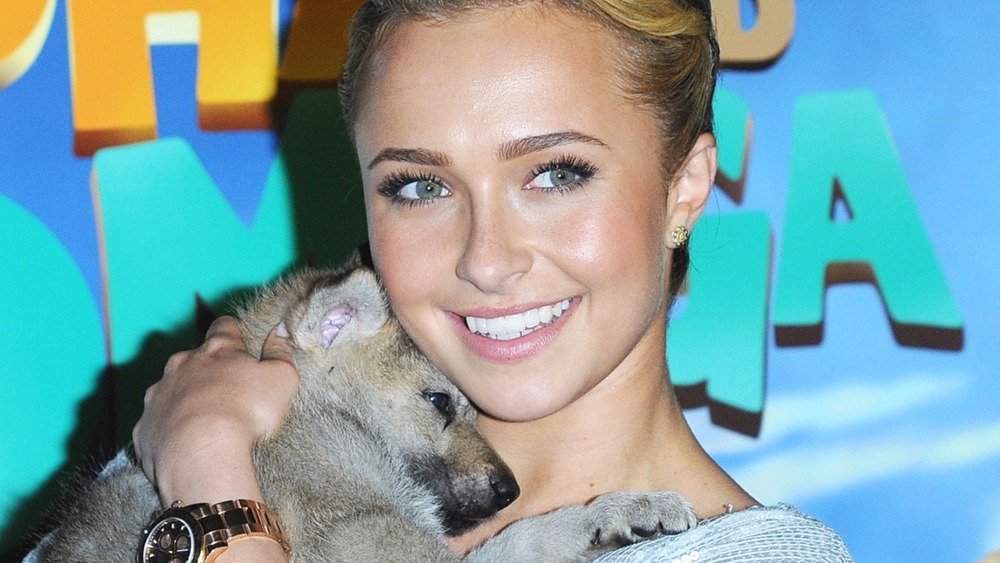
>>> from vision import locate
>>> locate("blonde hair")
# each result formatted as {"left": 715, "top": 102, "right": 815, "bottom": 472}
{"left": 338, "top": 0, "right": 719, "bottom": 296}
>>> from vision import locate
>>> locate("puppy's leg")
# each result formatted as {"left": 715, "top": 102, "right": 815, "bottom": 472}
{"left": 467, "top": 491, "right": 696, "bottom": 562}
{"left": 300, "top": 513, "right": 462, "bottom": 563}
{"left": 24, "top": 450, "right": 160, "bottom": 562}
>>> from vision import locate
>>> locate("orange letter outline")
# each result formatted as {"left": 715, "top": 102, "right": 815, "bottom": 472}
{"left": 0, "top": 0, "right": 56, "bottom": 89}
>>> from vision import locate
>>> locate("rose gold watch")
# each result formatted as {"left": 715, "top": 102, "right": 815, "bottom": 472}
{"left": 137, "top": 499, "right": 290, "bottom": 562}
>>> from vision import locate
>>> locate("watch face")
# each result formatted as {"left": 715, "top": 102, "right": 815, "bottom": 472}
{"left": 137, "top": 508, "right": 204, "bottom": 563}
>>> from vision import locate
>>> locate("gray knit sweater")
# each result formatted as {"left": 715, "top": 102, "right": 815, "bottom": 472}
{"left": 595, "top": 504, "right": 853, "bottom": 562}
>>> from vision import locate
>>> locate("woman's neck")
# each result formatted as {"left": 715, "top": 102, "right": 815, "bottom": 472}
{"left": 450, "top": 356, "right": 698, "bottom": 553}
{"left": 448, "top": 327, "right": 758, "bottom": 554}
{"left": 481, "top": 359, "right": 686, "bottom": 503}
{"left": 452, "top": 395, "right": 755, "bottom": 552}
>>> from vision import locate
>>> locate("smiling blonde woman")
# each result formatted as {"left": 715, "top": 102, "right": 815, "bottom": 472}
{"left": 133, "top": 1, "right": 853, "bottom": 560}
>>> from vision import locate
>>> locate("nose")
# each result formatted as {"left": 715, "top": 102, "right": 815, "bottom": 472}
{"left": 489, "top": 471, "right": 520, "bottom": 510}
{"left": 456, "top": 198, "right": 531, "bottom": 293}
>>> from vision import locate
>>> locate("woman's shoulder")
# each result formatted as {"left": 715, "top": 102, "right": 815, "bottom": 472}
{"left": 594, "top": 503, "right": 854, "bottom": 562}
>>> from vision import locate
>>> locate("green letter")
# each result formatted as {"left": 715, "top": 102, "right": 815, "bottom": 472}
{"left": 0, "top": 196, "right": 105, "bottom": 551}
{"left": 669, "top": 212, "right": 772, "bottom": 436}
{"left": 713, "top": 86, "right": 752, "bottom": 203}
{"left": 91, "top": 91, "right": 365, "bottom": 443}
{"left": 774, "top": 90, "right": 962, "bottom": 349}
{"left": 93, "top": 136, "right": 296, "bottom": 364}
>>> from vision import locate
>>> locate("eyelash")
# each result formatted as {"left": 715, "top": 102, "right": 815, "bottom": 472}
{"left": 374, "top": 155, "right": 599, "bottom": 206}
{"left": 527, "top": 155, "right": 598, "bottom": 193}
{"left": 376, "top": 169, "right": 446, "bottom": 208}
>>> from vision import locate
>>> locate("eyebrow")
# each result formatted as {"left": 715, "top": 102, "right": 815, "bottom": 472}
{"left": 367, "top": 148, "right": 452, "bottom": 170}
{"left": 497, "top": 130, "right": 609, "bottom": 161}
{"left": 365, "top": 130, "right": 609, "bottom": 170}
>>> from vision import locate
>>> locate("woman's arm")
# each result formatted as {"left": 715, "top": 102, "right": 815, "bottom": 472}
{"left": 132, "top": 316, "right": 299, "bottom": 561}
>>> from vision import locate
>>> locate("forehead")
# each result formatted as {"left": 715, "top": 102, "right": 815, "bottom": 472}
{"left": 353, "top": 5, "right": 653, "bottom": 157}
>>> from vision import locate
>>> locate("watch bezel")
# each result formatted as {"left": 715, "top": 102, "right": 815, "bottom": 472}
{"left": 136, "top": 507, "right": 206, "bottom": 563}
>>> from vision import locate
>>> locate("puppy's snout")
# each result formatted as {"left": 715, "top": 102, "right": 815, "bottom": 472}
{"left": 489, "top": 469, "right": 520, "bottom": 510}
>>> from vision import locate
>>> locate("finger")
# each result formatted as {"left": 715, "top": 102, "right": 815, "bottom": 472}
{"left": 132, "top": 419, "right": 156, "bottom": 483}
{"left": 260, "top": 322, "right": 296, "bottom": 367}
{"left": 201, "top": 316, "right": 247, "bottom": 354}
{"left": 204, "top": 315, "right": 243, "bottom": 342}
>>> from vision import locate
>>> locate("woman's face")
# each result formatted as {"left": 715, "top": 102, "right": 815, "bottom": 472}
{"left": 354, "top": 5, "right": 675, "bottom": 422}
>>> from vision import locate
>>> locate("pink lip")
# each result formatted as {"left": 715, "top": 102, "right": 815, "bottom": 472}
{"left": 448, "top": 298, "right": 577, "bottom": 363}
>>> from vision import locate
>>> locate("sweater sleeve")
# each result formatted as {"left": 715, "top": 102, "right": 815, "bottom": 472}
{"left": 593, "top": 504, "right": 853, "bottom": 563}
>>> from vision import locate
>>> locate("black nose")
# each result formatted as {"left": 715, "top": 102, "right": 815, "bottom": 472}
{"left": 489, "top": 473, "right": 520, "bottom": 510}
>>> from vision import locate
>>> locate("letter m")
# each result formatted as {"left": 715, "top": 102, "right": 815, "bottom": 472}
{"left": 92, "top": 138, "right": 296, "bottom": 442}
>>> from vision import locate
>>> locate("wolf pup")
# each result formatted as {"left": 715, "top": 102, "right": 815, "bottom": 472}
{"left": 25, "top": 252, "right": 696, "bottom": 562}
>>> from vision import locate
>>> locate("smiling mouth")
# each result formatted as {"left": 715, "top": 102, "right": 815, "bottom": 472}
{"left": 464, "top": 299, "right": 571, "bottom": 341}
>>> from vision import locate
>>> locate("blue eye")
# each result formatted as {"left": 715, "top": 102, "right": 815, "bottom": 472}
{"left": 399, "top": 179, "right": 450, "bottom": 200}
{"left": 527, "top": 157, "right": 597, "bottom": 191}
{"left": 423, "top": 391, "right": 454, "bottom": 428}
{"left": 377, "top": 172, "right": 451, "bottom": 205}
{"left": 424, "top": 391, "right": 451, "bottom": 414}
{"left": 532, "top": 168, "right": 578, "bottom": 188}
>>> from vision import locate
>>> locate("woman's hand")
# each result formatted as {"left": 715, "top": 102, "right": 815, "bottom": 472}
{"left": 132, "top": 316, "right": 299, "bottom": 507}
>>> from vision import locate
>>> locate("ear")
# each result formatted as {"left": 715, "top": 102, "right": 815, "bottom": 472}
{"left": 666, "top": 133, "right": 717, "bottom": 248}
{"left": 318, "top": 304, "right": 354, "bottom": 348}
{"left": 296, "top": 268, "right": 389, "bottom": 350}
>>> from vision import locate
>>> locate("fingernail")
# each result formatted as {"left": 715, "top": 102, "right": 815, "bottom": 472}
{"left": 275, "top": 321, "right": 289, "bottom": 338}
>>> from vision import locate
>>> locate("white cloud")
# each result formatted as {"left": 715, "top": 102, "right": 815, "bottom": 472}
{"left": 684, "top": 372, "right": 998, "bottom": 505}
{"left": 688, "top": 372, "right": 969, "bottom": 456}
{"left": 729, "top": 421, "right": 1000, "bottom": 505}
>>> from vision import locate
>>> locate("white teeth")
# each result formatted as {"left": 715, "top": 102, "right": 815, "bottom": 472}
{"left": 486, "top": 316, "right": 505, "bottom": 336}
{"left": 503, "top": 313, "right": 525, "bottom": 334}
{"left": 464, "top": 299, "right": 572, "bottom": 341}
{"left": 524, "top": 308, "right": 540, "bottom": 329}
{"left": 539, "top": 305, "right": 553, "bottom": 324}
{"left": 553, "top": 299, "right": 568, "bottom": 318}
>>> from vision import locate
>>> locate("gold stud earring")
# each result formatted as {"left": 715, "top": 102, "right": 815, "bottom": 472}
{"left": 672, "top": 225, "right": 690, "bottom": 248}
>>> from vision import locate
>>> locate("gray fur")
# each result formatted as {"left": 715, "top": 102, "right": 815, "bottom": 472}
{"left": 24, "top": 252, "right": 696, "bottom": 562}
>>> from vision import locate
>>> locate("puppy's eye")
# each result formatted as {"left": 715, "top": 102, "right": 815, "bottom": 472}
{"left": 423, "top": 391, "right": 454, "bottom": 421}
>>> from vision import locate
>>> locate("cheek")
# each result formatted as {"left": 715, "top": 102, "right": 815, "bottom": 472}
{"left": 539, "top": 195, "right": 666, "bottom": 280}
{"left": 368, "top": 211, "right": 454, "bottom": 326}
{"left": 369, "top": 215, "right": 420, "bottom": 304}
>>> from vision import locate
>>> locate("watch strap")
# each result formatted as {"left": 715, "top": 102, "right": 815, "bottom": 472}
{"left": 187, "top": 499, "right": 291, "bottom": 560}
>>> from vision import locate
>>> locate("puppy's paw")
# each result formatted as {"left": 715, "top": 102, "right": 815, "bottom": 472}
{"left": 586, "top": 490, "right": 697, "bottom": 549}
{"left": 466, "top": 490, "right": 696, "bottom": 563}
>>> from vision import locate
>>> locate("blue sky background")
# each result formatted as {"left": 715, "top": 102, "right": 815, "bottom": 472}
{"left": 1, "top": 1, "right": 998, "bottom": 560}
{"left": 687, "top": 3, "right": 1000, "bottom": 561}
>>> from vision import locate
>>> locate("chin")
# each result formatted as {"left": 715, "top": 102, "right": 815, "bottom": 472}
{"left": 472, "top": 387, "right": 575, "bottom": 424}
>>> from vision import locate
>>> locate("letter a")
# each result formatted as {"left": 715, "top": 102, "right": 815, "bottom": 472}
{"left": 774, "top": 90, "right": 963, "bottom": 350}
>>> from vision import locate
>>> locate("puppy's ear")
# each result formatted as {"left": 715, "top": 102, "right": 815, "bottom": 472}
{"left": 294, "top": 268, "right": 389, "bottom": 350}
